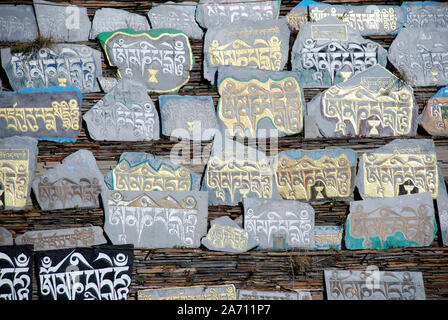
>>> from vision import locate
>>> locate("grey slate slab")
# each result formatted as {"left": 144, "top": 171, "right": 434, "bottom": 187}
{"left": 0, "top": 5, "right": 38, "bottom": 42}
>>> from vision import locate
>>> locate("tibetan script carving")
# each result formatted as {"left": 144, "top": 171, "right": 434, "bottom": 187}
{"left": 138, "top": 284, "right": 236, "bottom": 300}
{"left": 237, "top": 289, "right": 312, "bottom": 300}
{"left": 0, "top": 245, "right": 33, "bottom": 300}
{"left": 421, "top": 87, "right": 448, "bottom": 136}
{"left": 402, "top": 1, "right": 448, "bottom": 28}
{"left": 314, "top": 226, "right": 343, "bottom": 250}
{"left": 0, "top": 5, "right": 38, "bottom": 42}
{"left": 286, "top": 5, "right": 308, "bottom": 33}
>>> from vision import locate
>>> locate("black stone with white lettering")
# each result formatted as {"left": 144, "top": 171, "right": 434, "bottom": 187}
{"left": 0, "top": 245, "right": 33, "bottom": 300}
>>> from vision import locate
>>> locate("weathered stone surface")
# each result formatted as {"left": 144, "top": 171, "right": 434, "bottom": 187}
{"left": 273, "top": 148, "right": 356, "bottom": 203}
{"left": 15, "top": 226, "right": 107, "bottom": 251}
{"left": 237, "top": 289, "right": 312, "bottom": 300}
{"left": 292, "top": 17, "right": 387, "bottom": 88}
{"left": 437, "top": 190, "right": 448, "bottom": 247}
{"left": 148, "top": 2, "right": 203, "bottom": 40}
{"left": 196, "top": 0, "right": 280, "bottom": 29}
{"left": 90, "top": 8, "right": 150, "bottom": 39}
{"left": 0, "top": 227, "right": 13, "bottom": 246}
{"left": 105, "top": 152, "right": 201, "bottom": 192}
{"left": 286, "top": 4, "right": 308, "bottom": 33}
{"left": 402, "top": 1, "right": 448, "bottom": 28}
{"left": 355, "top": 139, "right": 446, "bottom": 200}
{"left": 325, "top": 269, "right": 426, "bottom": 300}
{"left": 203, "top": 19, "right": 290, "bottom": 84}
{"left": 1, "top": 44, "right": 102, "bottom": 93}
{"left": 243, "top": 197, "right": 315, "bottom": 249}
{"left": 420, "top": 86, "right": 448, "bottom": 136}
{"left": 216, "top": 67, "right": 305, "bottom": 138}
{"left": 33, "top": 0, "right": 91, "bottom": 42}
{"left": 103, "top": 189, "right": 208, "bottom": 249}
{"left": 314, "top": 226, "right": 343, "bottom": 250}
{"left": 97, "top": 77, "right": 118, "bottom": 93}
{"left": 83, "top": 78, "right": 160, "bottom": 142}
{"left": 0, "top": 136, "right": 38, "bottom": 211}
{"left": 306, "top": 65, "right": 419, "bottom": 138}
{"left": 0, "top": 5, "right": 38, "bottom": 42}
{"left": 98, "top": 29, "right": 194, "bottom": 93}
{"left": 201, "top": 216, "right": 259, "bottom": 252}
{"left": 389, "top": 27, "right": 448, "bottom": 87}
{"left": 159, "top": 95, "right": 218, "bottom": 141}
{"left": 32, "top": 150, "right": 105, "bottom": 211}
{"left": 138, "top": 284, "right": 237, "bottom": 300}
{"left": 0, "top": 87, "right": 82, "bottom": 142}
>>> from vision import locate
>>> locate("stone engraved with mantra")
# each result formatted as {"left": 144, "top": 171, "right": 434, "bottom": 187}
{"left": 138, "top": 284, "right": 237, "bottom": 300}
{"left": 0, "top": 249, "right": 32, "bottom": 300}
{"left": 218, "top": 77, "right": 304, "bottom": 137}
{"left": 205, "top": 224, "right": 249, "bottom": 251}
{"left": 0, "top": 149, "right": 29, "bottom": 208}
{"left": 362, "top": 153, "right": 438, "bottom": 198}
{"left": 275, "top": 153, "right": 351, "bottom": 201}
{"left": 17, "top": 227, "right": 97, "bottom": 250}
{"left": 423, "top": 97, "right": 448, "bottom": 134}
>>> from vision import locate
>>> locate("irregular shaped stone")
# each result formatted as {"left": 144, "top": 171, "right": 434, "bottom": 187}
{"left": 90, "top": 8, "right": 150, "bottom": 40}
{"left": 138, "top": 284, "right": 237, "bottom": 300}
{"left": 0, "top": 137, "right": 38, "bottom": 211}
{"left": 201, "top": 216, "right": 259, "bottom": 252}
{"left": 97, "top": 77, "right": 118, "bottom": 93}
{"left": 148, "top": 2, "right": 203, "bottom": 40}
{"left": 201, "top": 137, "right": 281, "bottom": 205}
{"left": 0, "top": 5, "right": 38, "bottom": 42}
{"left": 0, "top": 227, "right": 13, "bottom": 246}
{"left": 402, "top": 1, "right": 448, "bottom": 28}
{"left": 32, "top": 150, "right": 105, "bottom": 210}
{"left": 355, "top": 139, "right": 446, "bottom": 199}
{"left": 325, "top": 269, "right": 426, "bottom": 300}
{"left": 103, "top": 189, "right": 208, "bottom": 248}
{"left": 291, "top": 17, "right": 387, "bottom": 88}
{"left": 0, "top": 87, "right": 82, "bottom": 142}
{"left": 83, "top": 78, "right": 160, "bottom": 142}
{"left": 15, "top": 226, "right": 107, "bottom": 251}
{"left": 105, "top": 152, "right": 201, "bottom": 192}
{"left": 33, "top": 0, "right": 91, "bottom": 42}
{"left": 437, "top": 190, "right": 448, "bottom": 247}
{"left": 237, "top": 289, "right": 311, "bottom": 300}
{"left": 196, "top": 0, "right": 280, "bottom": 29}
{"left": 306, "top": 65, "right": 419, "bottom": 138}
{"left": 203, "top": 19, "right": 290, "bottom": 84}
{"left": 159, "top": 95, "right": 218, "bottom": 141}
{"left": 98, "top": 29, "right": 194, "bottom": 93}
{"left": 1, "top": 44, "right": 102, "bottom": 93}
{"left": 216, "top": 67, "right": 305, "bottom": 138}
{"left": 420, "top": 86, "right": 448, "bottom": 136}
{"left": 273, "top": 148, "right": 356, "bottom": 203}
{"left": 388, "top": 27, "right": 448, "bottom": 87}
{"left": 314, "top": 226, "right": 343, "bottom": 250}
{"left": 286, "top": 4, "right": 309, "bottom": 33}
{"left": 243, "top": 197, "right": 315, "bottom": 249}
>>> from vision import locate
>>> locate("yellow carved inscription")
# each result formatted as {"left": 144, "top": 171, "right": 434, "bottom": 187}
{"left": 206, "top": 224, "right": 249, "bottom": 251}
{"left": 0, "top": 149, "right": 29, "bottom": 208}
{"left": 137, "top": 285, "right": 237, "bottom": 300}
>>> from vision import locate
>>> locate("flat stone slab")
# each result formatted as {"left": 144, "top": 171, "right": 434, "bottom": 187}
{"left": 420, "top": 86, "right": 448, "bottom": 136}
{"left": 1, "top": 44, "right": 102, "bottom": 93}
{"left": 243, "top": 197, "right": 315, "bottom": 249}
{"left": 292, "top": 17, "right": 388, "bottom": 88}
{"left": 201, "top": 216, "right": 259, "bottom": 252}
{"left": 83, "top": 78, "right": 160, "bottom": 142}
{"left": 0, "top": 227, "right": 13, "bottom": 246}
{"left": 273, "top": 148, "right": 356, "bottom": 203}
{"left": 306, "top": 65, "right": 419, "bottom": 138}
{"left": 237, "top": 289, "right": 312, "bottom": 300}
{"left": 98, "top": 29, "right": 194, "bottom": 93}
{"left": 32, "top": 150, "right": 105, "bottom": 210}
{"left": 203, "top": 19, "right": 290, "bottom": 84}
{"left": 15, "top": 226, "right": 107, "bottom": 251}
{"left": 437, "top": 191, "right": 448, "bottom": 247}
{"left": 314, "top": 226, "right": 343, "bottom": 250}
{"left": 148, "top": 2, "right": 203, "bottom": 40}
{"left": 196, "top": 0, "right": 280, "bottom": 29}
{"left": 35, "top": 246, "right": 133, "bottom": 300}
{"left": 0, "top": 87, "right": 82, "bottom": 142}
{"left": 402, "top": 1, "right": 448, "bottom": 28}
{"left": 138, "top": 284, "right": 237, "bottom": 300}
{"left": 0, "top": 5, "right": 38, "bottom": 42}
{"left": 0, "top": 137, "right": 38, "bottom": 211}
{"left": 325, "top": 269, "right": 426, "bottom": 300}
{"left": 286, "top": 4, "right": 308, "bottom": 33}
{"left": 389, "top": 27, "right": 448, "bottom": 87}
{"left": 90, "top": 8, "right": 150, "bottom": 39}
{"left": 105, "top": 152, "right": 201, "bottom": 192}
{"left": 33, "top": 0, "right": 91, "bottom": 42}
{"left": 159, "top": 95, "right": 218, "bottom": 141}
{"left": 0, "top": 245, "right": 33, "bottom": 300}
{"left": 97, "top": 77, "right": 119, "bottom": 93}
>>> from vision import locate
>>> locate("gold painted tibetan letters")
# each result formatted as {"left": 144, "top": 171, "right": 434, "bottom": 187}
{"left": 0, "top": 149, "right": 29, "bottom": 208}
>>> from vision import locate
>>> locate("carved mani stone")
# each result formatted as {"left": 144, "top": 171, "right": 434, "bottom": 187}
{"left": 0, "top": 227, "right": 13, "bottom": 246}
{"left": 237, "top": 289, "right": 312, "bottom": 300}
{"left": 97, "top": 77, "right": 119, "bottom": 94}
{"left": 0, "top": 5, "right": 38, "bottom": 42}
{"left": 138, "top": 284, "right": 237, "bottom": 300}
{"left": 420, "top": 87, "right": 448, "bottom": 136}
{"left": 437, "top": 189, "right": 448, "bottom": 247}
{"left": 402, "top": 1, "right": 448, "bottom": 28}
{"left": 0, "top": 245, "right": 33, "bottom": 300}
{"left": 314, "top": 226, "right": 343, "bottom": 250}
{"left": 286, "top": 4, "right": 309, "bottom": 33}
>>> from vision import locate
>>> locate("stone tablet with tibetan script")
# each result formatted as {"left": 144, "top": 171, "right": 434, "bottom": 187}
{"left": 32, "top": 150, "right": 105, "bottom": 211}
{"left": 98, "top": 29, "right": 194, "bottom": 93}
{"left": 237, "top": 289, "right": 312, "bottom": 300}
{"left": 105, "top": 152, "right": 201, "bottom": 192}
{"left": 286, "top": 4, "right": 309, "bottom": 33}
{"left": 0, "top": 245, "right": 33, "bottom": 300}
{"left": 324, "top": 269, "right": 426, "bottom": 300}
{"left": 420, "top": 87, "right": 448, "bottom": 136}
{"left": 346, "top": 192, "right": 436, "bottom": 250}
{"left": 36, "top": 246, "right": 133, "bottom": 300}
{"left": 0, "top": 87, "right": 82, "bottom": 142}
{"left": 203, "top": 19, "right": 290, "bottom": 84}
{"left": 243, "top": 197, "right": 315, "bottom": 249}
{"left": 437, "top": 191, "right": 448, "bottom": 247}
{"left": 292, "top": 17, "right": 387, "bottom": 88}
{"left": 0, "top": 136, "right": 38, "bottom": 211}
{"left": 314, "top": 226, "right": 343, "bottom": 250}
{"left": 15, "top": 226, "right": 107, "bottom": 251}
{"left": 0, "top": 5, "right": 38, "bottom": 42}
{"left": 138, "top": 284, "right": 237, "bottom": 300}
{"left": 83, "top": 78, "right": 160, "bottom": 142}
{"left": 273, "top": 148, "right": 356, "bottom": 203}
{"left": 389, "top": 28, "right": 448, "bottom": 87}
{"left": 306, "top": 65, "right": 419, "bottom": 138}
{"left": 402, "top": 1, "right": 448, "bottom": 28}
{"left": 97, "top": 77, "right": 118, "bottom": 93}
{"left": 0, "top": 227, "right": 13, "bottom": 246}
{"left": 1, "top": 44, "right": 102, "bottom": 93}
{"left": 103, "top": 190, "right": 208, "bottom": 248}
